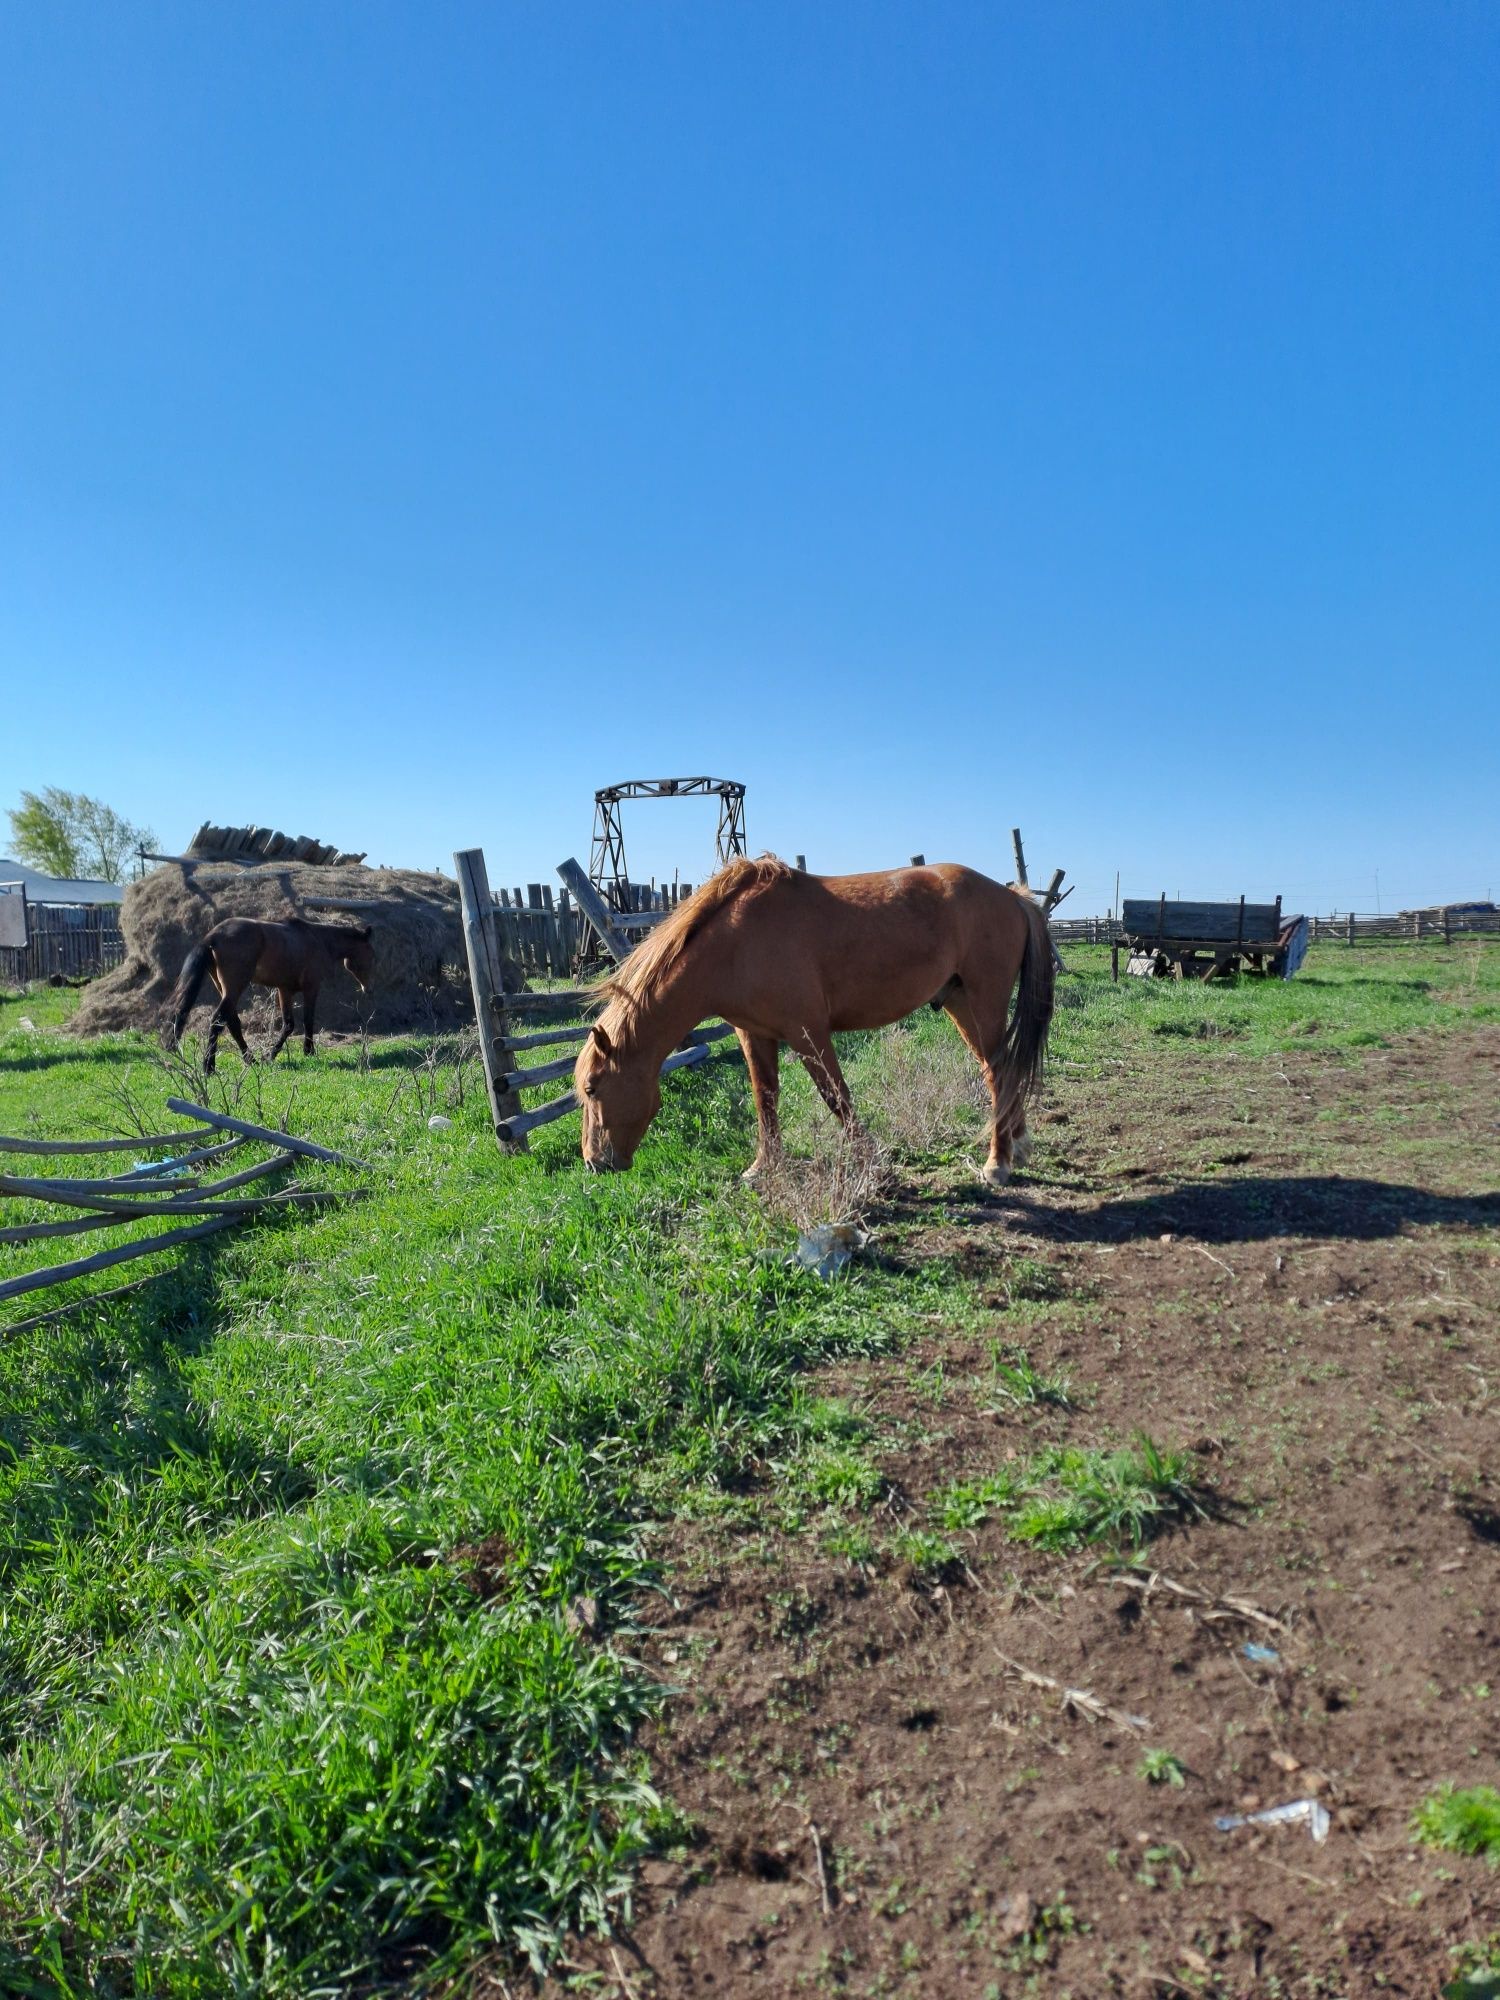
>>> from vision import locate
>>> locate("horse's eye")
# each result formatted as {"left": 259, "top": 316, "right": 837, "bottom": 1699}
{"left": 584, "top": 1082, "right": 597, "bottom": 1097}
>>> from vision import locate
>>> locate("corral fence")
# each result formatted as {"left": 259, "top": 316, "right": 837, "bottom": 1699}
{"left": 490, "top": 877, "right": 697, "bottom": 984}
{"left": 457, "top": 849, "right": 735, "bottom": 1154}
{"left": 0, "top": 889, "right": 126, "bottom": 986}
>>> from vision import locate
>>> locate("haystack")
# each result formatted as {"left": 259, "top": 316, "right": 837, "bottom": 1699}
{"left": 70, "top": 861, "right": 520, "bottom": 1039}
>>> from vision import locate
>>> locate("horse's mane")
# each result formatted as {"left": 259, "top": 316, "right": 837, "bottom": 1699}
{"left": 597, "top": 854, "right": 794, "bottom": 1025}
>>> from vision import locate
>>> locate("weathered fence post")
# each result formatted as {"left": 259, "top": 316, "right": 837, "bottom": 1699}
{"left": 556, "top": 858, "right": 631, "bottom": 964}
{"left": 455, "top": 849, "right": 528, "bottom": 1153}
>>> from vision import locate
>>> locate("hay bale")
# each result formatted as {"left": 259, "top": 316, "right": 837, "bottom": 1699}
{"left": 69, "top": 861, "right": 520, "bottom": 1039}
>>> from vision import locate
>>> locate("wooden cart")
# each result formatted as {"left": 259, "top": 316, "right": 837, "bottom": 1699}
{"left": 1111, "top": 896, "right": 1309, "bottom": 981}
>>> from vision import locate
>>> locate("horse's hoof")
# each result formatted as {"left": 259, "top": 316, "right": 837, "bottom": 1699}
{"left": 1011, "top": 1133, "right": 1033, "bottom": 1169}
{"left": 741, "top": 1163, "right": 765, "bottom": 1186}
{"left": 981, "top": 1161, "right": 1012, "bottom": 1189}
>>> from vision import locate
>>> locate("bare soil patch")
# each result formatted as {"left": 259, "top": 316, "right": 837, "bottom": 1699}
{"left": 532, "top": 1028, "right": 1500, "bottom": 1998}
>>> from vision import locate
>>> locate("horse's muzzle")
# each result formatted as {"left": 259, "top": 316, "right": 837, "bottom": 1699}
{"left": 586, "top": 1142, "right": 626, "bottom": 1173}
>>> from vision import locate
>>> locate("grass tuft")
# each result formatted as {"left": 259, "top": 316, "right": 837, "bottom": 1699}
{"left": 1413, "top": 1784, "right": 1500, "bottom": 1866}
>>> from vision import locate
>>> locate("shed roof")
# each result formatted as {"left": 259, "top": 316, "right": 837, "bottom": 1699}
{"left": 0, "top": 858, "right": 125, "bottom": 905}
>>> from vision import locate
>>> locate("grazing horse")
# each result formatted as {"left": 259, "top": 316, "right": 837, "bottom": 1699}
{"left": 574, "top": 856, "right": 1053, "bottom": 1186}
{"left": 168, "top": 917, "right": 374, "bottom": 1072}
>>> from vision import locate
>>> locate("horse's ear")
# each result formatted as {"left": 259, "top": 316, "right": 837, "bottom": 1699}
{"left": 590, "top": 1023, "right": 615, "bottom": 1060}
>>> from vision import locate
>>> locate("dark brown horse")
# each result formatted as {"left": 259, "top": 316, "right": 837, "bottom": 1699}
{"left": 574, "top": 857, "right": 1053, "bottom": 1185}
{"left": 168, "top": 917, "right": 374, "bottom": 1072}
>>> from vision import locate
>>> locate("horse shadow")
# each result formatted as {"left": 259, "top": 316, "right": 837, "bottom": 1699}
{"left": 994, "top": 1175, "right": 1500, "bottom": 1245}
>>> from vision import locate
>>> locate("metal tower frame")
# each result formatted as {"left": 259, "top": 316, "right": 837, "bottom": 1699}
{"left": 588, "top": 777, "right": 747, "bottom": 910}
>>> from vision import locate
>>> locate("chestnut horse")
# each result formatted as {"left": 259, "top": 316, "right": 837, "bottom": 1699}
{"left": 168, "top": 917, "right": 374, "bottom": 1072}
{"left": 575, "top": 856, "right": 1053, "bottom": 1185}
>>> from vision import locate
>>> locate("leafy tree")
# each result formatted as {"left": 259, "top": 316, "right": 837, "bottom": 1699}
{"left": 6, "top": 788, "right": 157, "bottom": 884}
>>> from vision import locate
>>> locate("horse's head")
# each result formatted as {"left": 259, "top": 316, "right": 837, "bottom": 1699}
{"left": 574, "top": 1020, "right": 660, "bottom": 1171}
{"left": 342, "top": 925, "right": 375, "bottom": 990}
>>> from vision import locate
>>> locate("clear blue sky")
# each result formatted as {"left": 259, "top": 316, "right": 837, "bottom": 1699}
{"left": 3, "top": 3, "right": 1496, "bottom": 913}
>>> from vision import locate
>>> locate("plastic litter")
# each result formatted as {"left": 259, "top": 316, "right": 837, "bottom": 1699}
{"left": 1243, "top": 1642, "right": 1281, "bottom": 1664}
{"left": 427, "top": 1114, "right": 454, "bottom": 1132}
{"left": 1214, "top": 1798, "right": 1330, "bottom": 1843}
{"left": 795, "top": 1222, "right": 869, "bottom": 1279}
{"left": 123, "top": 1158, "right": 193, "bottom": 1180}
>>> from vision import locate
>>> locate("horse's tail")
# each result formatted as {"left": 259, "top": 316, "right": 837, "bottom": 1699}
{"left": 997, "top": 891, "right": 1055, "bottom": 1119}
{"left": 167, "top": 942, "right": 214, "bottom": 1047}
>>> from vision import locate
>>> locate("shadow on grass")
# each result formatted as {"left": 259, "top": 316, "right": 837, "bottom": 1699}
{"left": 0, "top": 1227, "right": 316, "bottom": 1604}
{"left": 0, "top": 1043, "right": 148, "bottom": 1070}
{"left": 992, "top": 1175, "right": 1500, "bottom": 1244}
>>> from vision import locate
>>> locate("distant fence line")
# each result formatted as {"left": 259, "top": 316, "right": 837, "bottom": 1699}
{"left": 0, "top": 902, "right": 126, "bottom": 986}
{"left": 1050, "top": 909, "right": 1499, "bottom": 947}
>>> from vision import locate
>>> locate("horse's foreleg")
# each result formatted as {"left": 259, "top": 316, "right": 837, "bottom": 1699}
{"left": 736, "top": 1031, "right": 783, "bottom": 1183}
{"left": 301, "top": 982, "right": 318, "bottom": 1056}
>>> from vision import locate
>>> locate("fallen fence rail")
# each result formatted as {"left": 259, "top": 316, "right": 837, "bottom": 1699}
{"left": 1, "top": 1104, "right": 367, "bottom": 1329}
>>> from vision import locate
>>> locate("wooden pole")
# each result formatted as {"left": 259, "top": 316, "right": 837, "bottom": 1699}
{"left": 164, "top": 1099, "right": 355, "bottom": 1165}
{"left": 1011, "top": 829, "right": 1029, "bottom": 887}
{"left": 555, "top": 858, "right": 632, "bottom": 963}
{"left": 0, "top": 1215, "right": 240, "bottom": 1305}
{"left": 454, "top": 849, "right": 528, "bottom": 1153}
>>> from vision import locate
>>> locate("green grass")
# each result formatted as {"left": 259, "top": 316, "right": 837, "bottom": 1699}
{"left": 0, "top": 937, "right": 1494, "bottom": 1991}
{"left": 1413, "top": 1785, "right": 1500, "bottom": 1866}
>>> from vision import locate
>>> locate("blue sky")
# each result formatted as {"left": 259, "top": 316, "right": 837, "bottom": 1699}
{"left": 3, "top": 3, "right": 1496, "bottom": 914}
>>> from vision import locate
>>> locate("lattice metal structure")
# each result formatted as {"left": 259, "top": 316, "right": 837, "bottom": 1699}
{"left": 589, "top": 777, "right": 747, "bottom": 910}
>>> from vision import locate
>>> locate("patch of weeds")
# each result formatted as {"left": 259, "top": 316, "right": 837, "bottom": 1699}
{"left": 1413, "top": 1784, "right": 1500, "bottom": 1865}
{"left": 1446, "top": 1934, "right": 1500, "bottom": 1999}
{"left": 932, "top": 1436, "right": 1204, "bottom": 1553}
{"left": 999, "top": 1256, "right": 1063, "bottom": 1307}
{"left": 886, "top": 1529, "right": 964, "bottom": 1582}
{"left": 643, "top": 1797, "right": 700, "bottom": 1860}
{"left": 792, "top": 1444, "right": 885, "bottom": 1512}
{"left": 822, "top": 1522, "right": 877, "bottom": 1565}
{"left": 933, "top": 1470, "right": 1021, "bottom": 1531}
{"left": 1137, "top": 1747, "right": 1187, "bottom": 1788}
{"left": 986, "top": 1342, "right": 1074, "bottom": 1408}
{"left": 791, "top": 1395, "right": 874, "bottom": 1446}
{"left": 1004, "top": 1898, "right": 1080, "bottom": 1970}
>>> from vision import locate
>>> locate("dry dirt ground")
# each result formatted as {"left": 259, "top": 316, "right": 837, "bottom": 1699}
{"left": 535, "top": 1028, "right": 1499, "bottom": 1999}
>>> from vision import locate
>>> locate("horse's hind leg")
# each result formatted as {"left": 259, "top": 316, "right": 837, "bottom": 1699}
{"left": 794, "top": 1026, "right": 861, "bottom": 1136}
{"left": 218, "top": 996, "right": 253, "bottom": 1065}
{"left": 266, "top": 989, "right": 296, "bottom": 1062}
{"left": 942, "top": 989, "right": 1019, "bottom": 1188}
{"left": 736, "top": 1031, "right": 783, "bottom": 1184}
{"left": 301, "top": 982, "right": 318, "bottom": 1056}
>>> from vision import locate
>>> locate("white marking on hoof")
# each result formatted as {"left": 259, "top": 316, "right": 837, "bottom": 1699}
{"left": 982, "top": 1160, "right": 1012, "bottom": 1188}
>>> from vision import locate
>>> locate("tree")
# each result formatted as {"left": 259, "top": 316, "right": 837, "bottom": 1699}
{"left": 6, "top": 789, "right": 157, "bottom": 884}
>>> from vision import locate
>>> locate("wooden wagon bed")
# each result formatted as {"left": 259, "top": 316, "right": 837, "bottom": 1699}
{"left": 1112, "top": 896, "right": 1309, "bottom": 981}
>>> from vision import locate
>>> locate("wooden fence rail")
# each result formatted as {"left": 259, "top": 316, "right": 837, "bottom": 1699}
{"left": 1047, "top": 910, "right": 1499, "bottom": 946}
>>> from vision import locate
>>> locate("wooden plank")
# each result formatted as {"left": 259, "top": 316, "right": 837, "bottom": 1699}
{"left": 556, "top": 858, "right": 632, "bottom": 963}
{"left": 502, "top": 1053, "right": 577, "bottom": 1092}
{"left": 500, "top": 1023, "right": 593, "bottom": 1052}
{"left": 1, "top": 1156, "right": 293, "bottom": 1217}
{"left": 0, "top": 1212, "right": 119, "bottom": 1246}
{"left": 2, "top": 1274, "right": 160, "bottom": 1340}
{"left": 1011, "top": 829, "right": 1029, "bottom": 887}
{"left": 0, "top": 1215, "right": 241, "bottom": 1304}
{"left": 164, "top": 1098, "right": 355, "bottom": 1165}
{"left": 1121, "top": 900, "right": 1281, "bottom": 943}
{"left": 497, "top": 1024, "right": 738, "bottom": 1141}
{"left": 454, "top": 850, "right": 528, "bottom": 1153}
{"left": 0, "top": 1126, "right": 218, "bottom": 1157}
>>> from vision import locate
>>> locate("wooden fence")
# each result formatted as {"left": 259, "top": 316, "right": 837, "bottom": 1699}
{"left": 457, "top": 850, "right": 734, "bottom": 1151}
{"left": 490, "top": 877, "right": 697, "bottom": 982}
{"left": 0, "top": 901, "right": 125, "bottom": 985}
